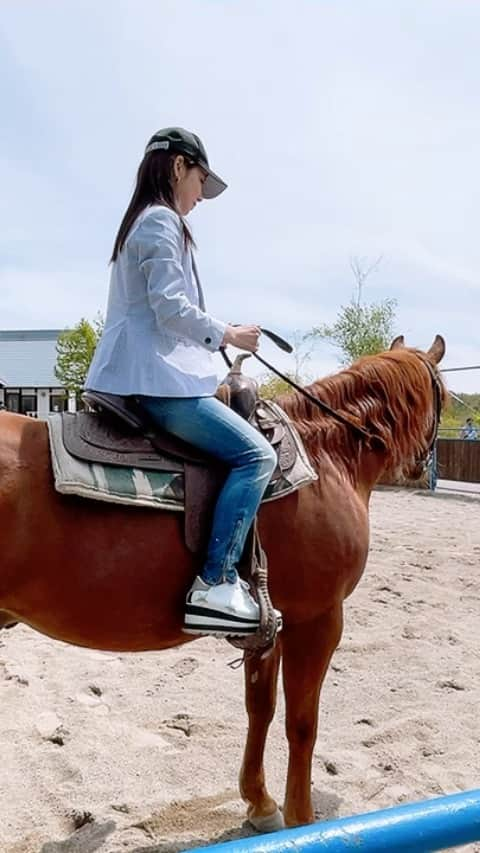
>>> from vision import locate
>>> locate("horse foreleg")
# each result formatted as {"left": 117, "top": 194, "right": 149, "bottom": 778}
{"left": 282, "top": 605, "right": 343, "bottom": 826}
{"left": 239, "top": 642, "right": 284, "bottom": 832}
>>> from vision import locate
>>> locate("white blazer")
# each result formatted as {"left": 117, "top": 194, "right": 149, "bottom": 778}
{"left": 86, "top": 205, "right": 227, "bottom": 397}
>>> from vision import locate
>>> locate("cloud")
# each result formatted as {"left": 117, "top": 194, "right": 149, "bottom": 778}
{"left": 0, "top": 267, "right": 108, "bottom": 327}
{"left": 0, "top": 0, "right": 479, "bottom": 392}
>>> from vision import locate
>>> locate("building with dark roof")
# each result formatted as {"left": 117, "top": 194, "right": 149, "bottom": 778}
{"left": 0, "top": 330, "right": 75, "bottom": 417}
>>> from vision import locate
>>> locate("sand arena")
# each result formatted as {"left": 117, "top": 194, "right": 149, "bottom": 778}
{"left": 0, "top": 488, "right": 479, "bottom": 853}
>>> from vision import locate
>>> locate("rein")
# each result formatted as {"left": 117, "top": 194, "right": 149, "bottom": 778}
{"left": 251, "top": 351, "right": 373, "bottom": 442}
{"left": 220, "top": 330, "right": 443, "bottom": 459}
{"left": 220, "top": 329, "right": 372, "bottom": 442}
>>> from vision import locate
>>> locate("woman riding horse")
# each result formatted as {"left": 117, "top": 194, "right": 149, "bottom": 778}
{"left": 85, "top": 126, "right": 281, "bottom": 638}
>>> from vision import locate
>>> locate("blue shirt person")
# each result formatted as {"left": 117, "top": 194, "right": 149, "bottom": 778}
{"left": 459, "top": 418, "right": 478, "bottom": 440}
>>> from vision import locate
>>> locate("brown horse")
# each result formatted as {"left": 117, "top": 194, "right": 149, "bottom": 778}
{"left": 0, "top": 335, "right": 446, "bottom": 831}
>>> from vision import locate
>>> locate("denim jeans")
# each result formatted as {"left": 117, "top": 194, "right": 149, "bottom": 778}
{"left": 136, "top": 395, "right": 277, "bottom": 584}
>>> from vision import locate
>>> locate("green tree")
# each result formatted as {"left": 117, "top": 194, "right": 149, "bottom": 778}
{"left": 54, "top": 315, "right": 103, "bottom": 395}
{"left": 311, "top": 256, "right": 397, "bottom": 364}
{"left": 259, "top": 374, "right": 293, "bottom": 400}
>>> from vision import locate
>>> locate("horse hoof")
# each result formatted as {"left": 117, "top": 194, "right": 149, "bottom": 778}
{"left": 248, "top": 807, "right": 285, "bottom": 833}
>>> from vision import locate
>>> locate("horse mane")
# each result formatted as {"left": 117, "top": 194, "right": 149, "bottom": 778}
{"left": 277, "top": 349, "right": 448, "bottom": 483}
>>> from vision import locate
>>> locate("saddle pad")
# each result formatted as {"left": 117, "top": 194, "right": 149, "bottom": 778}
{"left": 47, "top": 408, "right": 317, "bottom": 511}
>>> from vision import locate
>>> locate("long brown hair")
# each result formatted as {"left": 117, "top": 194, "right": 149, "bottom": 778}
{"left": 110, "top": 150, "right": 194, "bottom": 262}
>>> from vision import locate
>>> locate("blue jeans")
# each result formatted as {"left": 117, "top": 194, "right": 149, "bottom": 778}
{"left": 137, "top": 395, "right": 277, "bottom": 584}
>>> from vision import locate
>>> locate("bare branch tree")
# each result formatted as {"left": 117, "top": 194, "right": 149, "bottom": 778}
{"left": 349, "top": 254, "right": 383, "bottom": 306}
{"left": 310, "top": 256, "right": 397, "bottom": 365}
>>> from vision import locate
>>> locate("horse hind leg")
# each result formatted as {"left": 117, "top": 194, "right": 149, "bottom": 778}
{"left": 239, "top": 642, "right": 284, "bottom": 832}
{"left": 282, "top": 604, "right": 343, "bottom": 827}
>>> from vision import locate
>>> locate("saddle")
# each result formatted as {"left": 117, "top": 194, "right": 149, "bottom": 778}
{"left": 61, "top": 354, "right": 296, "bottom": 555}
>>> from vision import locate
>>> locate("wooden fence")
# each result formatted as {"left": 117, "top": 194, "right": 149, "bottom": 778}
{"left": 436, "top": 439, "right": 480, "bottom": 483}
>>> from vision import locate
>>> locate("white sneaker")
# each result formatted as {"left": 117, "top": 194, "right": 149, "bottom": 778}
{"left": 183, "top": 576, "right": 260, "bottom": 636}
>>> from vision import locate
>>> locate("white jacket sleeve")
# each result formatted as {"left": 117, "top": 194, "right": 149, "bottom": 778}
{"left": 134, "top": 207, "right": 227, "bottom": 352}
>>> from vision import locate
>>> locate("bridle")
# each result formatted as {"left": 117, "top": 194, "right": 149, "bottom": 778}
{"left": 220, "top": 329, "right": 372, "bottom": 443}
{"left": 415, "top": 354, "right": 443, "bottom": 473}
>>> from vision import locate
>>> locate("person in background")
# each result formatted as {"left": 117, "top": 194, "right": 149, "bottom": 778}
{"left": 459, "top": 417, "right": 478, "bottom": 440}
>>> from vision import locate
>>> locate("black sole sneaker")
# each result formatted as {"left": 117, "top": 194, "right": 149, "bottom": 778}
{"left": 183, "top": 603, "right": 260, "bottom": 636}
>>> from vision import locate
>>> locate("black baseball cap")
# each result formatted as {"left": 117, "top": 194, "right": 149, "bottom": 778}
{"left": 144, "top": 127, "right": 227, "bottom": 200}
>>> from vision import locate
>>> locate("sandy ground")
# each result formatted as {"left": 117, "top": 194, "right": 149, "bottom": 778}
{"left": 1, "top": 488, "right": 480, "bottom": 853}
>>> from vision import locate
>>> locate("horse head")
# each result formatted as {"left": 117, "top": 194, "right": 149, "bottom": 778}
{"left": 278, "top": 334, "right": 448, "bottom": 490}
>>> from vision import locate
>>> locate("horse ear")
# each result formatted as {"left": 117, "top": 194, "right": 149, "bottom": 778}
{"left": 389, "top": 335, "right": 405, "bottom": 350}
{"left": 427, "top": 334, "right": 446, "bottom": 364}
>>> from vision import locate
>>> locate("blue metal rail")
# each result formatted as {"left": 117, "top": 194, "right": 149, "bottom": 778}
{"left": 185, "top": 789, "right": 480, "bottom": 853}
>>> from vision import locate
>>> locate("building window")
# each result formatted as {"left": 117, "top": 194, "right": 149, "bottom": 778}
{"left": 21, "top": 394, "right": 37, "bottom": 415}
{"left": 49, "top": 389, "right": 68, "bottom": 412}
{"left": 6, "top": 390, "right": 20, "bottom": 413}
{"left": 5, "top": 388, "right": 37, "bottom": 415}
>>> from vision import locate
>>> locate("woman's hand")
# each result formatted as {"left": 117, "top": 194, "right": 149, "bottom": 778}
{"left": 221, "top": 324, "right": 261, "bottom": 352}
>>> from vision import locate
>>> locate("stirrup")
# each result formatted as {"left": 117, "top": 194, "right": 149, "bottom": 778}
{"left": 227, "top": 524, "right": 281, "bottom": 654}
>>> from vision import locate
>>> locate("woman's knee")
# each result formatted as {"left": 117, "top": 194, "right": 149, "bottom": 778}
{"left": 237, "top": 435, "right": 276, "bottom": 470}
{"left": 255, "top": 439, "right": 277, "bottom": 474}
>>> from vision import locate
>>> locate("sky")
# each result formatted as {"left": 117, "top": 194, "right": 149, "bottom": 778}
{"left": 1, "top": 0, "right": 479, "bottom": 392}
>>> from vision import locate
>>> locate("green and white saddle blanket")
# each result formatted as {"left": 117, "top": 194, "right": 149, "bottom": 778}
{"left": 47, "top": 404, "right": 317, "bottom": 512}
